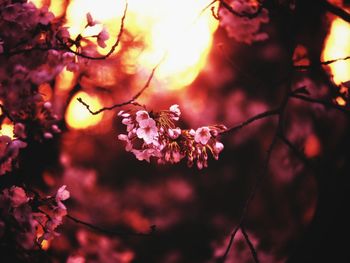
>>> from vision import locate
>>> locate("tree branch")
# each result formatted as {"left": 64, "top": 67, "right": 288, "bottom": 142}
{"left": 221, "top": 109, "right": 279, "bottom": 135}
{"left": 77, "top": 60, "right": 162, "bottom": 115}
{"left": 61, "top": 1, "right": 128, "bottom": 60}
{"left": 278, "top": 132, "right": 311, "bottom": 169}
{"left": 294, "top": 55, "right": 350, "bottom": 70}
{"left": 290, "top": 94, "right": 350, "bottom": 115}
{"left": 321, "top": 0, "right": 350, "bottom": 24}
{"left": 241, "top": 224, "right": 260, "bottom": 263}
{"left": 5, "top": 1, "right": 128, "bottom": 60}
{"left": 218, "top": 85, "right": 291, "bottom": 262}
{"left": 218, "top": 129, "right": 278, "bottom": 263}
{"left": 66, "top": 214, "right": 156, "bottom": 237}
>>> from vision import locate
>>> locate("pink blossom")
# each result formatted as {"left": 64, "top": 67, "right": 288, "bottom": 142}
{"left": 30, "top": 69, "right": 51, "bottom": 85}
{"left": 136, "top": 118, "right": 158, "bottom": 145}
{"left": 57, "top": 27, "right": 71, "bottom": 40}
{"left": 164, "top": 147, "right": 182, "bottom": 164}
{"left": 44, "top": 132, "right": 53, "bottom": 139}
{"left": 118, "top": 134, "right": 133, "bottom": 151}
{"left": 194, "top": 127, "right": 211, "bottom": 145}
{"left": 168, "top": 127, "right": 181, "bottom": 139}
{"left": 7, "top": 186, "right": 28, "bottom": 207}
{"left": 97, "top": 28, "right": 109, "bottom": 48}
{"left": 132, "top": 148, "right": 160, "bottom": 162}
{"left": 38, "top": 7, "right": 54, "bottom": 25}
{"left": 66, "top": 62, "right": 80, "bottom": 72}
{"left": 136, "top": 110, "right": 150, "bottom": 123}
{"left": 56, "top": 185, "right": 70, "bottom": 202}
{"left": 67, "top": 255, "right": 86, "bottom": 263}
{"left": 0, "top": 136, "right": 27, "bottom": 175}
{"left": 0, "top": 39, "right": 3, "bottom": 54}
{"left": 14, "top": 123, "right": 26, "bottom": 139}
{"left": 170, "top": 104, "right": 181, "bottom": 120}
{"left": 86, "top": 12, "right": 98, "bottom": 27}
{"left": 51, "top": 124, "right": 61, "bottom": 133}
{"left": 118, "top": 106, "right": 225, "bottom": 168}
{"left": 212, "top": 142, "right": 224, "bottom": 160}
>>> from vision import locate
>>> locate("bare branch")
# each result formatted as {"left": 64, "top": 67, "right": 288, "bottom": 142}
{"left": 294, "top": 55, "right": 350, "bottom": 70}
{"left": 5, "top": 1, "right": 128, "bottom": 60}
{"left": 77, "top": 60, "right": 162, "bottom": 115}
{"left": 221, "top": 109, "right": 279, "bottom": 135}
{"left": 218, "top": 88, "right": 291, "bottom": 262}
{"left": 290, "top": 94, "right": 350, "bottom": 115}
{"left": 199, "top": 0, "right": 219, "bottom": 18}
{"left": 278, "top": 133, "right": 311, "bottom": 169}
{"left": 66, "top": 214, "right": 156, "bottom": 237}
{"left": 61, "top": 1, "right": 128, "bottom": 60}
{"left": 321, "top": 0, "right": 350, "bottom": 24}
{"left": 218, "top": 130, "right": 277, "bottom": 262}
{"left": 241, "top": 225, "right": 260, "bottom": 263}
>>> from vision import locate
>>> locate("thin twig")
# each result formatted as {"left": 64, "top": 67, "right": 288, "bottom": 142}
{"left": 294, "top": 55, "right": 350, "bottom": 70}
{"left": 198, "top": 0, "right": 219, "bottom": 18}
{"left": 62, "top": 1, "right": 128, "bottom": 60}
{"left": 321, "top": 0, "right": 350, "bottom": 24}
{"left": 218, "top": 86, "right": 291, "bottom": 262}
{"left": 277, "top": 133, "right": 311, "bottom": 169}
{"left": 221, "top": 109, "right": 279, "bottom": 135}
{"left": 240, "top": 224, "right": 260, "bottom": 263}
{"left": 290, "top": 94, "right": 350, "bottom": 114}
{"left": 66, "top": 214, "right": 156, "bottom": 237}
{"left": 77, "top": 59, "right": 162, "bottom": 115}
{"left": 5, "top": 1, "right": 128, "bottom": 60}
{"left": 218, "top": 128, "right": 278, "bottom": 263}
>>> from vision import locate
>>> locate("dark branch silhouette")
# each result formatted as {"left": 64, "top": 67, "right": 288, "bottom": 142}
{"left": 278, "top": 133, "right": 311, "bottom": 169}
{"left": 221, "top": 108, "right": 279, "bottom": 135}
{"left": 77, "top": 60, "right": 162, "bottom": 115}
{"left": 321, "top": 0, "right": 350, "bottom": 24}
{"left": 218, "top": 85, "right": 291, "bottom": 262}
{"left": 66, "top": 214, "right": 156, "bottom": 237}
{"left": 241, "top": 224, "right": 260, "bottom": 263}
{"left": 294, "top": 55, "right": 350, "bottom": 70}
{"left": 290, "top": 93, "right": 350, "bottom": 114}
{"left": 60, "top": 1, "right": 128, "bottom": 60}
{"left": 4, "top": 1, "right": 128, "bottom": 60}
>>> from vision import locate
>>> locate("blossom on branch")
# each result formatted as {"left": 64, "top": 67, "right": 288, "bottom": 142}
{"left": 118, "top": 105, "right": 226, "bottom": 169}
{"left": 0, "top": 185, "right": 70, "bottom": 250}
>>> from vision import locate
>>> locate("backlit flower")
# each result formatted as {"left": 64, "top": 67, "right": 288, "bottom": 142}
{"left": 136, "top": 118, "right": 158, "bottom": 145}
{"left": 194, "top": 127, "right": 211, "bottom": 145}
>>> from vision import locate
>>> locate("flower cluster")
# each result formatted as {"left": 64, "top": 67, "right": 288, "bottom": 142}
{"left": 0, "top": 133, "right": 27, "bottom": 175}
{"left": 118, "top": 105, "right": 226, "bottom": 169}
{"left": 219, "top": 0, "right": 269, "bottom": 44}
{"left": 0, "top": 185, "right": 70, "bottom": 250}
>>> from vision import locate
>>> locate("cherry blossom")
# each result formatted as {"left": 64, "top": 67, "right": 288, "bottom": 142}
{"left": 5, "top": 186, "right": 28, "bottom": 207}
{"left": 136, "top": 118, "right": 159, "bottom": 145}
{"left": 97, "top": 28, "right": 110, "bottom": 48}
{"left": 194, "top": 127, "right": 212, "bottom": 145}
{"left": 0, "top": 185, "right": 70, "bottom": 249}
{"left": 118, "top": 105, "right": 226, "bottom": 169}
{"left": 0, "top": 136, "right": 27, "bottom": 176}
{"left": 86, "top": 12, "right": 98, "bottom": 27}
